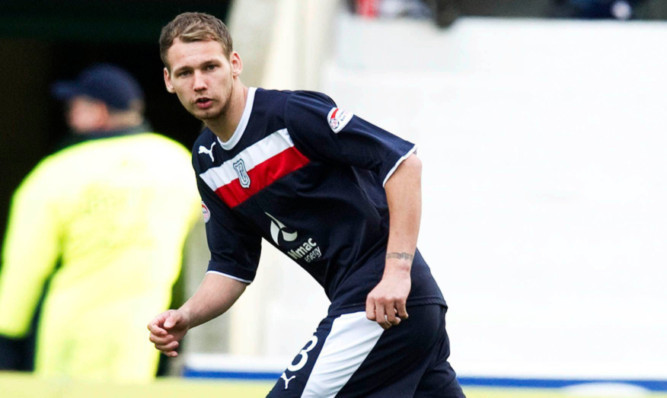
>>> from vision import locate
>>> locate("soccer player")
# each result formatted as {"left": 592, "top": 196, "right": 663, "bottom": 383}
{"left": 148, "top": 12, "right": 465, "bottom": 397}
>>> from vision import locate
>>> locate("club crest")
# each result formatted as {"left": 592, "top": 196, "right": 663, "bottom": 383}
{"left": 233, "top": 159, "right": 251, "bottom": 188}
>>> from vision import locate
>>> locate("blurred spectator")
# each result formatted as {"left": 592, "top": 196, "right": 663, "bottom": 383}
{"left": 347, "top": 0, "right": 460, "bottom": 28}
{"left": 424, "top": 0, "right": 461, "bottom": 27}
{"left": 550, "top": 0, "right": 647, "bottom": 20}
{"left": 0, "top": 63, "right": 200, "bottom": 382}
{"left": 347, "top": 0, "right": 433, "bottom": 19}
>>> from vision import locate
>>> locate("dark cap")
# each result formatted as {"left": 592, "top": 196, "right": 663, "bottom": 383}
{"left": 51, "top": 63, "right": 144, "bottom": 111}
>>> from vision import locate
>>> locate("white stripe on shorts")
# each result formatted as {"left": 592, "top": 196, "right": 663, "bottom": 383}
{"left": 301, "top": 311, "right": 384, "bottom": 397}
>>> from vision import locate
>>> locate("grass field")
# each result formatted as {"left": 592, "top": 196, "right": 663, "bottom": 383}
{"left": 3, "top": 372, "right": 666, "bottom": 398}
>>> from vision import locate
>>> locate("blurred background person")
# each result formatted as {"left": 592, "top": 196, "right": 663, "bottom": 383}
{"left": 0, "top": 63, "right": 201, "bottom": 382}
{"left": 549, "top": 0, "right": 648, "bottom": 20}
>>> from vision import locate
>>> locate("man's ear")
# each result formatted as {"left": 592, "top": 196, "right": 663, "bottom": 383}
{"left": 163, "top": 67, "right": 175, "bottom": 93}
{"left": 231, "top": 51, "right": 243, "bottom": 78}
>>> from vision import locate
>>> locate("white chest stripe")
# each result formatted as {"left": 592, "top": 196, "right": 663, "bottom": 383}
{"left": 199, "top": 128, "right": 295, "bottom": 191}
{"left": 301, "top": 312, "right": 383, "bottom": 398}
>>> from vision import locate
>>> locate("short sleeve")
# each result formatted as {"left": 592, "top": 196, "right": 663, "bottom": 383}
{"left": 196, "top": 175, "right": 262, "bottom": 283}
{"left": 284, "top": 91, "right": 416, "bottom": 185}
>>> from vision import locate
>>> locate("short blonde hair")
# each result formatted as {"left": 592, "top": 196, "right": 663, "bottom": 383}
{"left": 159, "top": 12, "right": 233, "bottom": 70}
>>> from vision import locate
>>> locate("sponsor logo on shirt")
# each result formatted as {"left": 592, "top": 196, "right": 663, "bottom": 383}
{"left": 288, "top": 239, "right": 321, "bottom": 263}
{"left": 265, "top": 212, "right": 322, "bottom": 263}
{"left": 201, "top": 201, "right": 211, "bottom": 223}
{"left": 327, "top": 107, "right": 353, "bottom": 133}
{"left": 266, "top": 212, "right": 297, "bottom": 244}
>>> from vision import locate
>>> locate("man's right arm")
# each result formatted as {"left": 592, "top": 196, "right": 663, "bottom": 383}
{"left": 147, "top": 272, "right": 246, "bottom": 357}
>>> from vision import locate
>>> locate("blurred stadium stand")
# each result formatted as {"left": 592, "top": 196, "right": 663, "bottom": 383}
{"left": 347, "top": 0, "right": 667, "bottom": 27}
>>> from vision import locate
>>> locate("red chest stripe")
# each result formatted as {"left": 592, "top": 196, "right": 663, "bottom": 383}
{"left": 215, "top": 146, "right": 309, "bottom": 207}
{"left": 199, "top": 129, "right": 310, "bottom": 208}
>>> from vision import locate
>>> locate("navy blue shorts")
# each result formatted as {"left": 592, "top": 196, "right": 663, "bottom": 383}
{"left": 267, "top": 304, "right": 465, "bottom": 397}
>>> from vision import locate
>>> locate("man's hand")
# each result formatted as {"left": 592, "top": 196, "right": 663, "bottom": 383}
{"left": 147, "top": 273, "right": 248, "bottom": 357}
{"left": 147, "top": 309, "right": 191, "bottom": 357}
{"left": 365, "top": 261, "right": 411, "bottom": 330}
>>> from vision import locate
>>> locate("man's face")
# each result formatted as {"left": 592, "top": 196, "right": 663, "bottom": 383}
{"left": 67, "top": 97, "right": 107, "bottom": 133}
{"left": 163, "top": 38, "right": 241, "bottom": 123}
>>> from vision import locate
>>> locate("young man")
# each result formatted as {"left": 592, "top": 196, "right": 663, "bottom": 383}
{"left": 148, "top": 12, "right": 465, "bottom": 397}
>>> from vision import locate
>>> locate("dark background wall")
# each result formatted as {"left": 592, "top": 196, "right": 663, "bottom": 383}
{"left": 0, "top": 1, "right": 232, "bottom": 250}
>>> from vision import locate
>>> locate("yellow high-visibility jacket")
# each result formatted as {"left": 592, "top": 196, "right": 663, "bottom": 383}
{"left": 0, "top": 131, "right": 200, "bottom": 382}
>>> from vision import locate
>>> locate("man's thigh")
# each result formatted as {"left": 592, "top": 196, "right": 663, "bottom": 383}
{"left": 267, "top": 305, "right": 459, "bottom": 397}
{"left": 267, "top": 311, "right": 384, "bottom": 397}
{"left": 414, "top": 311, "right": 466, "bottom": 398}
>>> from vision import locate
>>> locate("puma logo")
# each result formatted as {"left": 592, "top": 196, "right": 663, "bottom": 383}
{"left": 198, "top": 142, "right": 216, "bottom": 162}
{"left": 280, "top": 372, "right": 296, "bottom": 389}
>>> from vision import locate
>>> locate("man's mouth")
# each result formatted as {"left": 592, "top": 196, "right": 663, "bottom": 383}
{"left": 195, "top": 97, "right": 212, "bottom": 109}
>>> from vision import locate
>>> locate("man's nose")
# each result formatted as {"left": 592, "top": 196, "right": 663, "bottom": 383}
{"left": 193, "top": 71, "right": 206, "bottom": 91}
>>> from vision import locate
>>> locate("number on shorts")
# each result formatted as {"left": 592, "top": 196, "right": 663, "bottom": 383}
{"left": 287, "top": 336, "right": 318, "bottom": 372}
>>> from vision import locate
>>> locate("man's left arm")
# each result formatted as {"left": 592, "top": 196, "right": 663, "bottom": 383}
{"left": 365, "top": 153, "right": 422, "bottom": 329}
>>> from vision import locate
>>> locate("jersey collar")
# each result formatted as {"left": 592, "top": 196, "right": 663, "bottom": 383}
{"left": 218, "top": 87, "right": 256, "bottom": 150}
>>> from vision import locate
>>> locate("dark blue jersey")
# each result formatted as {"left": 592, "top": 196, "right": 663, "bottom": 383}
{"left": 193, "top": 88, "right": 445, "bottom": 315}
